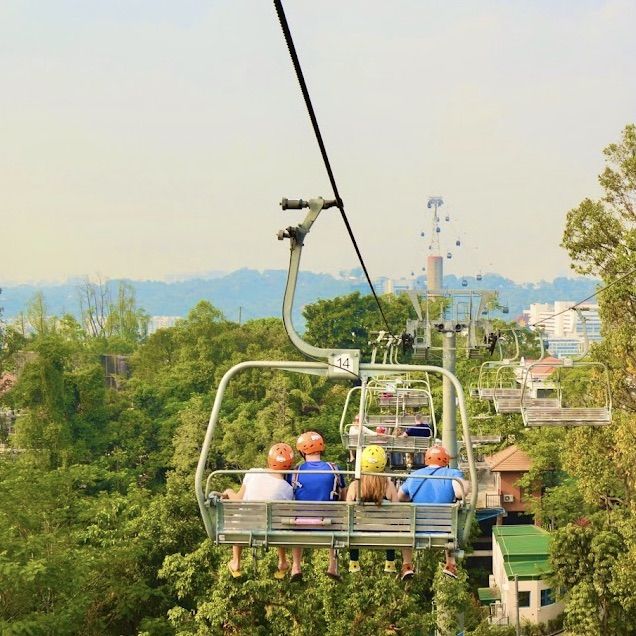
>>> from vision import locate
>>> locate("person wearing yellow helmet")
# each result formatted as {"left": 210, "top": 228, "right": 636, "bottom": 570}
{"left": 346, "top": 445, "right": 414, "bottom": 579}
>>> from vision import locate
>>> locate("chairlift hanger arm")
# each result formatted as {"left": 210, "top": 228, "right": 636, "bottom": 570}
{"left": 278, "top": 197, "right": 360, "bottom": 374}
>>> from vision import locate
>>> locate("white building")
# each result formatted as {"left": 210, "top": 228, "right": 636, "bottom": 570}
{"left": 479, "top": 525, "right": 563, "bottom": 628}
{"left": 378, "top": 278, "right": 417, "bottom": 295}
{"left": 147, "top": 316, "right": 181, "bottom": 334}
{"left": 523, "top": 302, "right": 601, "bottom": 358}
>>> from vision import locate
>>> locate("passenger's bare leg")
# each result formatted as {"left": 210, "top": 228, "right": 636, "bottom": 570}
{"left": 277, "top": 547, "right": 289, "bottom": 571}
{"left": 327, "top": 548, "right": 339, "bottom": 576}
{"left": 443, "top": 550, "right": 458, "bottom": 577}
{"left": 229, "top": 545, "right": 242, "bottom": 572}
{"left": 400, "top": 548, "right": 414, "bottom": 580}
{"left": 291, "top": 546, "right": 303, "bottom": 576}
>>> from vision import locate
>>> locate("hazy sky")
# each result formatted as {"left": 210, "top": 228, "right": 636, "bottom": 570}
{"left": 2, "top": 1, "right": 635, "bottom": 285}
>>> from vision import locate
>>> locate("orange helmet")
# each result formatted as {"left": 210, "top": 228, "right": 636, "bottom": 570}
{"left": 425, "top": 445, "right": 450, "bottom": 467}
{"left": 296, "top": 431, "right": 325, "bottom": 455}
{"left": 268, "top": 443, "right": 294, "bottom": 470}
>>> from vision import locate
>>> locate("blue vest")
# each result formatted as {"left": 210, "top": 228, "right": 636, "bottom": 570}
{"left": 400, "top": 466, "right": 463, "bottom": 504}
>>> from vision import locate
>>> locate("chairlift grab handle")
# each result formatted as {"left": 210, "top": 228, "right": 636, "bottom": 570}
{"left": 280, "top": 198, "right": 338, "bottom": 210}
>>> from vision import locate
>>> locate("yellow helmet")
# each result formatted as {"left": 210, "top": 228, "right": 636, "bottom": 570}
{"left": 360, "top": 445, "right": 387, "bottom": 473}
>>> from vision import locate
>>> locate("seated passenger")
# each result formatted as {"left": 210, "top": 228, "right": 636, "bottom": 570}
{"left": 223, "top": 443, "right": 294, "bottom": 579}
{"left": 348, "top": 414, "right": 378, "bottom": 461}
{"left": 291, "top": 431, "right": 345, "bottom": 581}
{"left": 398, "top": 445, "right": 469, "bottom": 578}
{"left": 347, "top": 445, "right": 414, "bottom": 580}
{"left": 399, "top": 412, "right": 432, "bottom": 438}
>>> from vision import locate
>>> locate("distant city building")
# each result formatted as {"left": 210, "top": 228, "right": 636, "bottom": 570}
{"left": 376, "top": 278, "right": 417, "bottom": 295}
{"left": 148, "top": 316, "right": 181, "bottom": 334}
{"left": 523, "top": 302, "right": 601, "bottom": 358}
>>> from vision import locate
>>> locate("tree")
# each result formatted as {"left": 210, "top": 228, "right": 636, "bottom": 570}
{"left": 551, "top": 124, "right": 636, "bottom": 632}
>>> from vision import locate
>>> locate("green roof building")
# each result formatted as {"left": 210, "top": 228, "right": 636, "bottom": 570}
{"left": 479, "top": 525, "right": 563, "bottom": 627}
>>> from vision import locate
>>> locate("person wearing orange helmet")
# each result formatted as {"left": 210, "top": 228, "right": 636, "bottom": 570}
{"left": 223, "top": 443, "right": 295, "bottom": 579}
{"left": 290, "top": 431, "right": 345, "bottom": 582}
{"left": 398, "top": 444, "right": 469, "bottom": 579}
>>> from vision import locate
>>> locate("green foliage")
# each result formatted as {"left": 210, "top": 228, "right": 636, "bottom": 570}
{"left": 303, "top": 292, "right": 414, "bottom": 357}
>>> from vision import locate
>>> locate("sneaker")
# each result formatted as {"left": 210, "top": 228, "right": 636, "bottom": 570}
{"left": 384, "top": 560, "right": 397, "bottom": 574}
{"left": 349, "top": 560, "right": 361, "bottom": 573}
{"left": 442, "top": 564, "right": 458, "bottom": 579}
{"left": 400, "top": 563, "right": 414, "bottom": 581}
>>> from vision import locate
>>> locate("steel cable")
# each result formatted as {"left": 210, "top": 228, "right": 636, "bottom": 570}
{"left": 273, "top": 0, "right": 396, "bottom": 337}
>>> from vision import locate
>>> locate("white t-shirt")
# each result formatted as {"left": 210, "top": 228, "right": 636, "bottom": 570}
{"left": 349, "top": 424, "right": 376, "bottom": 437}
{"left": 242, "top": 469, "right": 293, "bottom": 501}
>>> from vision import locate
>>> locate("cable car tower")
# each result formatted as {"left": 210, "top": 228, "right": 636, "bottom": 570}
{"left": 425, "top": 196, "right": 444, "bottom": 292}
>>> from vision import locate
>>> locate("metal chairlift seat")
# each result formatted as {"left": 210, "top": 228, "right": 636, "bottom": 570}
{"left": 340, "top": 381, "right": 437, "bottom": 454}
{"left": 341, "top": 430, "right": 434, "bottom": 454}
{"left": 477, "top": 362, "right": 512, "bottom": 401}
{"left": 205, "top": 471, "right": 464, "bottom": 551}
{"left": 520, "top": 360, "right": 612, "bottom": 427}
{"left": 378, "top": 389, "right": 431, "bottom": 408}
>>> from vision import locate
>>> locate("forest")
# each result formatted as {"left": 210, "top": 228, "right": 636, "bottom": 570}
{"left": 0, "top": 126, "right": 635, "bottom": 636}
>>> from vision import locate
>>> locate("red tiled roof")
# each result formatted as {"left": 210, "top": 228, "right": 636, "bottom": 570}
{"left": 485, "top": 445, "right": 532, "bottom": 472}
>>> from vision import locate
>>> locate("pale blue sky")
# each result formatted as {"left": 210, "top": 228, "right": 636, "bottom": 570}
{"left": 2, "top": 1, "right": 635, "bottom": 284}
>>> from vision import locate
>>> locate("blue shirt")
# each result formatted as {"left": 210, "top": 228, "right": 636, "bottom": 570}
{"left": 400, "top": 466, "right": 464, "bottom": 504}
{"left": 404, "top": 423, "right": 432, "bottom": 437}
{"left": 293, "top": 461, "right": 345, "bottom": 501}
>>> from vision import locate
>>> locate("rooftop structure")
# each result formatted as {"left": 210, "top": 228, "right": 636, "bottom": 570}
{"left": 480, "top": 525, "right": 563, "bottom": 628}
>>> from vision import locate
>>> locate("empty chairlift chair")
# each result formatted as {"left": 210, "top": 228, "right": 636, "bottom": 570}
{"left": 520, "top": 360, "right": 612, "bottom": 427}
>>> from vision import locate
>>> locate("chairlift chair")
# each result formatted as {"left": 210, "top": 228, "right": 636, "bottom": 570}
{"left": 196, "top": 196, "right": 479, "bottom": 555}
{"left": 520, "top": 359, "right": 612, "bottom": 427}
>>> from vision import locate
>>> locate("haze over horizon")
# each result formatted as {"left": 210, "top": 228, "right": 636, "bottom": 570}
{"left": 2, "top": 1, "right": 635, "bottom": 285}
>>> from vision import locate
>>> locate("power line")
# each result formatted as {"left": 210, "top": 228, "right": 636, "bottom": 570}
{"left": 273, "top": 0, "right": 396, "bottom": 337}
{"left": 529, "top": 266, "right": 636, "bottom": 328}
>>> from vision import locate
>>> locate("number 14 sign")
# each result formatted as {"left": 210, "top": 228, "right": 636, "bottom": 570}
{"left": 328, "top": 352, "right": 359, "bottom": 378}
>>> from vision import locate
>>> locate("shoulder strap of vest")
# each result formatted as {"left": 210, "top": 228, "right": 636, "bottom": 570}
{"left": 409, "top": 466, "right": 441, "bottom": 500}
{"left": 326, "top": 462, "right": 341, "bottom": 500}
{"left": 291, "top": 462, "right": 303, "bottom": 490}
